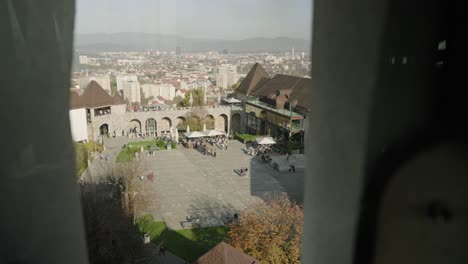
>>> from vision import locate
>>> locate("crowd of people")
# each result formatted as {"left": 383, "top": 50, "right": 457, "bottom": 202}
{"left": 243, "top": 142, "right": 276, "bottom": 156}
{"left": 182, "top": 135, "right": 229, "bottom": 158}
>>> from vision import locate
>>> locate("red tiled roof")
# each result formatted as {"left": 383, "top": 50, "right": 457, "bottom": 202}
{"left": 193, "top": 242, "right": 259, "bottom": 264}
{"left": 251, "top": 74, "right": 312, "bottom": 110}
{"left": 79, "top": 81, "right": 115, "bottom": 108}
{"left": 69, "top": 90, "right": 84, "bottom": 109}
{"left": 69, "top": 81, "right": 125, "bottom": 109}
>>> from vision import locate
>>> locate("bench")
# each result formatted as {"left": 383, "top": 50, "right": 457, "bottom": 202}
{"left": 180, "top": 217, "right": 200, "bottom": 228}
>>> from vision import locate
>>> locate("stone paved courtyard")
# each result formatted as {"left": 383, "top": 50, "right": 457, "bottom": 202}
{"left": 90, "top": 137, "right": 304, "bottom": 230}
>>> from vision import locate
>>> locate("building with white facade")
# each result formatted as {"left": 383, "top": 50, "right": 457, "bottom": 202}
{"left": 69, "top": 81, "right": 126, "bottom": 141}
{"left": 215, "top": 64, "right": 238, "bottom": 89}
{"left": 141, "top": 83, "right": 176, "bottom": 101}
{"left": 78, "top": 75, "right": 111, "bottom": 94}
{"left": 69, "top": 81, "right": 238, "bottom": 141}
{"left": 78, "top": 55, "right": 88, "bottom": 65}
{"left": 117, "top": 75, "right": 141, "bottom": 103}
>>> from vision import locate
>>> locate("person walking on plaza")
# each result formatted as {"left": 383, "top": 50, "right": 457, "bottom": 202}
{"left": 159, "top": 244, "right": 165, "bottom": 256}
{"left": 147, "top": 172, "right": 154, "bottom": 182}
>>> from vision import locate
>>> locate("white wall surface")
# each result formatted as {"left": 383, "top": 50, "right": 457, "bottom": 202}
{"left": 69, "top": 108, "right": 88, "bottom": 142}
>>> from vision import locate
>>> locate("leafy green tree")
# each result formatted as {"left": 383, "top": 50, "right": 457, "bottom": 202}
{"left": 174, "top": 95, "right": 184, "bottom": 106}
{"left": 231, "top": 77, "right": 244, "bottom": 90}
{"left": 184, "top": 107, "right": 214, "bottom": 131}
{"left": 176, "top": 88, "right": 205, "bottom": 107}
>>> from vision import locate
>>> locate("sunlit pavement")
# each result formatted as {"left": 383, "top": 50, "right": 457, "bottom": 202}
{"left": 93, "top": 137, "right": 304, "bottom": 230}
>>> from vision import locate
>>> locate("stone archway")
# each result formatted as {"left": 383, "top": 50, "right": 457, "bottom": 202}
{"left": 231, "top": 113, "right": 241, "bottom": 134}
{"left": 99, "top": 123, "right": 109, "bottom": 136}
{"left": 205, "top": 114, "right": 215, "bottom": 130}
{"left": 160, "top": 117, "right": 172, "bottom": 132}
{"left": 216, "top": 114, "right": 228, "bottom": 132}
{"left": 176, "top": 116, "right": 186, "bottom": 131}
{"left": 145, "top": 118, "right": 157, "bottom": 137}
{"left": 128, "top": 119, "right": 142, "bottom": 137}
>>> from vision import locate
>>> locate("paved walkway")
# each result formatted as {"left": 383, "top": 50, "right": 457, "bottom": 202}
{"left": 86, "top": 137, "right": 304, "bottom": 230}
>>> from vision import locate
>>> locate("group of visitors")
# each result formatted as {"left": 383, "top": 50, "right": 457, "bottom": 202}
{"left": 239, "top": 167, "right": 249, "bottom": 177}
{"left": 289, "top": 165, "right": 296, "bottom": 173}
{"left": 256, "top": 144, "right": 273, "bottom": 154}
{"left": 193, "top": 140, "right": 217, "bottom": 157}
{"left": 139, "top": 172, "right": 154, "bottom": 182}
{"left": 261, "top": 154, "right": 272, "bottom": 163}
{"left": 159, "top": 131, "right": 172, "bottom": 141}
{"left": 128, "top": 127, "right": 139, "bottom": 136}
{"left": 206, "top": 136, "right": 228, "bottom": 150}
{"left": 183, "top": 136, "right": 229, "bottom": 154}
{"left": 99, "top": 152, "right": 110, "bottom": 162}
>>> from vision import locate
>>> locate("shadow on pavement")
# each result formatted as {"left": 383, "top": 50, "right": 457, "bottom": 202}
{"left": 249, "top": 154, "right": 305, "bottom": 204}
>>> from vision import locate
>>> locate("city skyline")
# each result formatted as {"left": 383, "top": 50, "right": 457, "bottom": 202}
{"left": 76, "top": 0, "right": 312, "bottom": 40}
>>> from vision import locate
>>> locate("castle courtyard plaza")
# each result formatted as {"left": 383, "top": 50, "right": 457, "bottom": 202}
{"left": 89, "top": 137, "right": 304, "bottom": 230}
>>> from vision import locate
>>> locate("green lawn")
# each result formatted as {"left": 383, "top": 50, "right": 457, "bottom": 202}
{"left": 235, "top": 133, "right": 265, "bottom": 144}
{"left": 137, "top": 215, "right": 229, "bottom": 262}
{"left": 116, "top": 140, "right": 177, "bottom": 162}
{"left": 74, "top": 140, "right": 104, "bottom": 177}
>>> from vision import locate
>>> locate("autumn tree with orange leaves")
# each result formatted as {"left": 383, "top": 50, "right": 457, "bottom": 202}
{"left": 228, "top": 192, "right": 303, "bottom": 263}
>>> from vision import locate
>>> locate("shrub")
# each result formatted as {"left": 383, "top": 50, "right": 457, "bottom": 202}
{"left": 155, "top": 140, "right": 166, "bottom": 148}
{"left": 84, "top": 140, "right": 104, "bottom": 153}
{"left": 235, "top": 134, "right": 260, "bottom": 144}
{"left": 74, "top": 143, "right": 88, "bottom": 178}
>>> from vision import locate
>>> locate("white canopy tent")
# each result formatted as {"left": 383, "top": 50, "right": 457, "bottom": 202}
{"left": 203, "top": 130, "right": 225, "bottom": 137}
{"left": 222, "top": 97, "right": 242, "bottom": 104}
{"left": 255, "top": 137, "right": 276, "bottom": 145}
{"left": 185, "top": 131, "right": 205, "bottom": 138}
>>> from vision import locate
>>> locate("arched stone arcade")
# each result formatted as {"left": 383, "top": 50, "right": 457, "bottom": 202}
{"left": 145, "top": 118, "right": 157, "bottom": 137}
{"left": 231, "top": 113, "right": 241, "bottom": 134}
{"left": 160, "top": 117, "right": 172, "bottom": 132}
{"left": 205, "top": 114, "right": 215, "bottom": 130}
{"left": 216, "top": 114, "right": 228, "bottom": 132}
{"left": 128, "top": 119, "right": 142, "bottom": 137}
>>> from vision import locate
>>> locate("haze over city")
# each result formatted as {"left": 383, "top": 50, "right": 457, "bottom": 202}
{"left": 75, "top": 0, "right": 312, "bottom": 40}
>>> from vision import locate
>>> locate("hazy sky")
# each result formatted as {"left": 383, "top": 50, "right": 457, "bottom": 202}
{"left": 75, "top": 0, "right": 312, "bottom": 40}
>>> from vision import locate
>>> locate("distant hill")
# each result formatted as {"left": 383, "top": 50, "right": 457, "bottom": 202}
{"left": 75, "top": 32, "right": 310, "bottom": 53}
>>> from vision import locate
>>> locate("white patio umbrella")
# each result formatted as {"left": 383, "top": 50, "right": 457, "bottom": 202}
{"left": 222, "top": 97, "right": 241, "bottom": 104}
{"left": 203, "top": 123, "right": 206, "bottom": 132}
{"left": 185, "top": 131, "right": 205, "bottom": 138}
{"left": 255, "top": 137, "right": 276, "bottom": 145}
{"left": 203, "top": 130, "right": 225, "bottom": 137}
{"left": 187, "top": 125, "right": 190, "bottom": 133}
